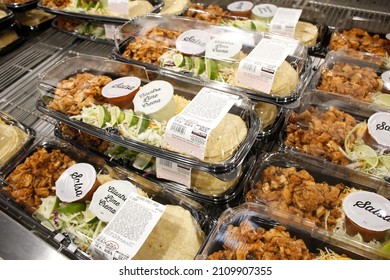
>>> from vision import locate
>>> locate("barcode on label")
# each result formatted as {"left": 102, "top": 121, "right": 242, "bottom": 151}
{"left": 242, "top": 62, "right": 257, "bottom": 73}
{"left": 272, "top": 24, "right": 282, "bottom": 30}
{"left": 171, "top": 122, "right": 186, "bottom": 135}
{"left": 159, "top": 159, "right": 173, "bottom": 168}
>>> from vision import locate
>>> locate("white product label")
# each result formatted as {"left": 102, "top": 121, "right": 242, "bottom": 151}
{"left": 205, "top": 36, "right": 243, "bottom": 61}
{"left": 236, "top": 38, "right": 289, "bottom": 93}
{"left": 90, "top": 192, "right": 166, "bottom": 260}
{"left": 55, "top": 163, "right": 96, "bottom": 203}
{"left": 89, "top": 180, "right": 137, "bottom": 222}
{"left": 107, "top": 0, "right": 129, "bottom": 16}
{"left": 367, "top": 112, "right": 390, "bottom": 147}
{"left": 156, "top": 158, "right": 191, "bottom": 187}
{"left": 102, "top": 77, "right": 141, "bottom": 98}
{"left": 176, "top": 30, "right": 210, "bottom": 55}
{"left": 270, "top": 8, "right": 302, "bottom": 37}
{"left": 343, "top": 191, "right": 390, "bottom": 231}
{"left": 164, "top": 87, "right": 239, "bottom": 159}
{"left": 104, "top": 24, "right": 117, "bottom": 40}
{"left": 386, "top": 33, "right": 390, "bottom": 40}
{"left": 227, "top": 1, "right": 253, "bottom": 12}
{"left": 251, "top": 4, "right": 278, "bottom": 18}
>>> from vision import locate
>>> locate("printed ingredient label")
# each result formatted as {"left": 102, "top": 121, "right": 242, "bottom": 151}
{"left": 156, "top": 158, "right": 191, "bottom": 187}
{"left": 270, "top": 8, "right": 302, "bottom": 37}
{"left": 164, "top": 87, "right": 239, "bottom": 159}
{"left": 91, "top": 192, "right": 166, "bottom": 260}
{"left": 236, "top": 38, "right": 289, "bottom": 93}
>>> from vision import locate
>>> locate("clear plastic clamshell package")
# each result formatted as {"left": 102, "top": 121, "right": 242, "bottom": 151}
{"left": 0, "top": 110, "right": 35, "bottom": 173}
{"left": 0, "top": 136, "right": 214, "bottom": 260}
{"left": 0, "top": 3, "right": 14, "bottom": 30}
{"left": 280, "top": 90, "right": 390, "bottom": 183}
{"left": 327, "top": 16, "right": 390, "bottom": 58}
{"left": 0, "top": 21, "right": 25, "bottom": 55}
{"left": 3, "top": 0, "right": 39, "bottom": 12}
{"left": 14, "top": 8, "right": 55, "bottom": 31}
{"left": 113, "top": 14, "right": 310, "bottom": 104}
{"left": 38, "top": 0, "right": 164, "bottom": 23}
{"left": 195, "top": 202, "right": 387, "bottom": 260}
{"left": 53, "top": 121, "right": 257, "bottom": 206}
{"left": 244, "top": 151, "right": 390, "bottom": 259}
{"left": 182, "top": 0, "right": 331, "bottom": 57}
{"left": 51, "top": 15, "right": 118, "bottom": 45}
{"left": 36, "top": 54, "right": 260, "bottom": 180}
{"left": 310, "top": 51, "right": 390, "bottom": 111}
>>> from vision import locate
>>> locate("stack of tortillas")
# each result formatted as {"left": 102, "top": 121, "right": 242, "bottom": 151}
{"left": 132, "top": 205, "right": 205, "bottom": 260}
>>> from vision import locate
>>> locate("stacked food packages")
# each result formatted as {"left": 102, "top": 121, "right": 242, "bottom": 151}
{"left": 0, "top": 0, "right": 389, "bottom": 260}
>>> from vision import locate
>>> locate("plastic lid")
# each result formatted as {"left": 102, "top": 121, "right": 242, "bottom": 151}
{"left": 102, "top": 77, "right": 141, "bottom": 98}
{"left": 227, "top": 1, "right": 254, "bottom": 12}
{"left": 175, "top": 29, "right": 210, "bottom": 56}
{"left": 133, "top": 80, "right": 176, "bottom": 122}
{"left": 343, "top": 191, "right": 390, "bottom": 232}
{"left": 55, "top": 163, "right": 97, "bottom": 203}
{"left": 367, "top": 112, "right": 390, "bottom": 148}
{"left": 89, "top": 179, "right": 137, "bottom": 222}
{"left": 251, "top": 4, "right": 278, "bottom": 18}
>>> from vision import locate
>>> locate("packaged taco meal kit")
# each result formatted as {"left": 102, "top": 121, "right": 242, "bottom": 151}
{"left": 113, "top": 14, "right": 311, "bottom": 105}
{"left": 0, "top": 136, "right": 214, "bottom": 260}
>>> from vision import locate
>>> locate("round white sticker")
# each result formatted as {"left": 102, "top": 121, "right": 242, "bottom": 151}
{"left": 343, "top": 191, "right": 390, "bottom": 232}
{"left": 386, "top": 33, "right": 390, "bottom": 40}
{"left": 55, "top": 163, "right": 97, "bottom": 203}
{"left": 227, "top": 1, "right": 254, "bottom": 12}
{"left": 133, "top": 80, "right": 176, "bottom": 121}
{"left": 176, "top": 29, "right": 210, "bottom": 55}
{"left": 251, "top": 4, "right": 278, "bottom": 18}
{"left": 381, "top": 71, "right": 390, "bottom": 85}
{"left": 102, "top": 77, "right": 141, "bottom": 98}
{"left": 367, "top": 112, "right": 390, "bottom": 148}
{"left": 205, "top": 36, "right": 243, "bottom": 61}
{"left": 89, "top": 180, "right": 137, "bottom": 222}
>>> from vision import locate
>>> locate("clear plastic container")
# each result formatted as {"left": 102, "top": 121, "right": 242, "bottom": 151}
{"left": 0, "top": 136, "right": 214, "bottom": 260}
{"left": 0, "top": 21, "right": 24, "bottom": 55}
{"left": 244, "top": 151, "right": 390, "bottom": 259}
{"left": 0, "top": 3, "right": 14, "bottom": 30}
{"left": 51, "top": 15, "right": 117, "bottom": 45}
{"left": 253, "top": 101, "right": 285, "bottom": 142}
{"left": 327, "top": 16, "right": 390, "bottom": 58}
{"left": 196, "top": 203, "right": 386, "bottom": 260}
{"left": 53, "top": 121, "right": 257, "bottom": 205}
{"left": 38, "top": 0, "right": 164, "bottom": 23}
{"left": 3, "top": 0, "right": 39, "bottom": 12}
{"left": 14, "top": 8, "right": 54, "bottom": 31}
{"left": 36, "top": 53, "right": 260, "bottom": 176}
{"left": 0, "top": 110, "right": 35, "bottom": 173}
{"left": 113, "top": 14, "right": 310, "bottom": 104}
{"left": 310, "top": 51, "right": 390, "bottom": 111}
{"left": 182, "top": 0, "right": 330, "bottom": 56}
{"left": 280, "top": 90, "right": 390, "bottom": 182}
